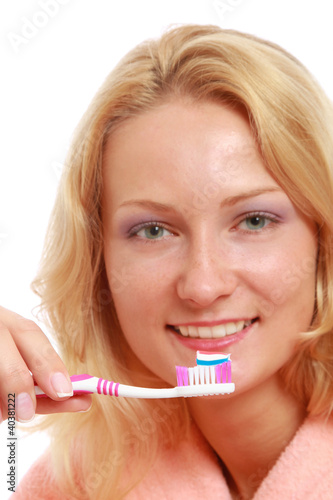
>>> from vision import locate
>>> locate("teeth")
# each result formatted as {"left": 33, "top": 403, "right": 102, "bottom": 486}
{"left": 212, "top": 324, "right": 228, "bottom": 338}
{"left": 196, "top": 326, "right": 211, "bottom": 338}
{"left": 176, "top": 320, "right": 251, "bottom": 339}
{"left": 188, "top": 326, "right": 197, "bottom": 337}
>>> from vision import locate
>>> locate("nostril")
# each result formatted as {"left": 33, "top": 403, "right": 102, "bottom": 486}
{"left": 176, "top": 274, "right": 237, "bottom": 307}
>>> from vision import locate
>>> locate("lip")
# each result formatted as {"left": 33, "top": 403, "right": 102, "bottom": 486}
{"left": 168, "top": 320, "right": 257, "bottom": 351}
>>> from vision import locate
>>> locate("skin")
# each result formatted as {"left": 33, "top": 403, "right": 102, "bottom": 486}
{"left": 0, "top": 98, "right": 317, "bottom": 498}
{"left": 102, "top": 99, "right": 318, "bottom": 498}
{"left": 0, "top": 306, "right": 91, "bottom": 423}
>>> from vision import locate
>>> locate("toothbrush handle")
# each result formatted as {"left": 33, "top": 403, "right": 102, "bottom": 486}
{"left": 34, "top": 374, "right": 172, "bottom": 398}
{"left": 35, "top": 374, "right": 99, "bottom": 398}
{"left": 116, "top": 383, "right": 235, "bottom": 398}
{"left": 35, "top": 374, "right": 235, "bottom": 399}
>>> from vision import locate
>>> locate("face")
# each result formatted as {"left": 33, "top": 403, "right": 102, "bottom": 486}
{"left": 102, "top": 100, "right": 317, "bottom": 396}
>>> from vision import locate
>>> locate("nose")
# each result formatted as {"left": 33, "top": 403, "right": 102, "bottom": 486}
{"left": 176, "top": 236, "right": 237, "bottom": 308}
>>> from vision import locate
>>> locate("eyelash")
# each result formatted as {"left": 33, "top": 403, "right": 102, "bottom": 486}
{"left": 234, "top": 211, "right": 280, "bottom": 233}
{"left": 128, "top": 211, "right": 280, "bottom": 241}
{"left": 128, "top": 221, "right": 173, "bottom": 240}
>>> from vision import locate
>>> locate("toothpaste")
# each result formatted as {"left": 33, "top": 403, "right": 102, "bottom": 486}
{"left": 196, "top": 351, "right": 231, "bottom": 366}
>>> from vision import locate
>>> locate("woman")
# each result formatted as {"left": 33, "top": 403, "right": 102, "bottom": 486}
{"left": 3, "top": 24, "right": 333, "bottom": 499}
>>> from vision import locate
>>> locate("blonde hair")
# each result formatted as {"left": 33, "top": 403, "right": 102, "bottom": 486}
{"left": 32, "top": 24, "right": 333, "bottom": 498}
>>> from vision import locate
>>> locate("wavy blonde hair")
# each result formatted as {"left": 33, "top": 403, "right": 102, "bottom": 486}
{"left": 32, "top": 24, "right": 333, "bottom": 498}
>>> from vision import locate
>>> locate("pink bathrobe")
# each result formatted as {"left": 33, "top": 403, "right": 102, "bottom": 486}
{"left": 12, "top": 416, "right": 333, "bottom": 499}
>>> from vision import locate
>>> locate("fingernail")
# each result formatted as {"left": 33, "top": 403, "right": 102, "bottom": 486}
{"left": 77, "top": 404, "right": 92, "bottom": 413}
{"left": 16, "top": 393, "right": 35, "bottom": 423}
{"left": 51, "top": 372, "right": 73, "bottom": 398}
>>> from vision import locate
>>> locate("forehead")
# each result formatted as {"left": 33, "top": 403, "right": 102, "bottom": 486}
{"left": 102, "top": 100, "right": 266, "bottom": 183}
{"left": 105, "top": 99, "right": 253, "bottom": 147}
{"left": 102, "top": 102, "right": 282, "bottom": 219}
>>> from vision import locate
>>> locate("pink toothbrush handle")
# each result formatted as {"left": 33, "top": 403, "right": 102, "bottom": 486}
{"left": 34, "top": 369, "right": 235, "bottom": 399}
{"left": 35, "top": 374, "right": 99, "bottom": 398}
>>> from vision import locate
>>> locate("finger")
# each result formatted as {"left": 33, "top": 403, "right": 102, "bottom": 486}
{"left": 1, "top": 308, "right": 73, "bottom": 401}
{"left": 0, "top": 308, "right": 73, "bottom": 424}
{"left": 36, "top": 394, "right": 92, "bottom": 415}
{"left": 0, "top": 321, "right": 36, "bottom": 423}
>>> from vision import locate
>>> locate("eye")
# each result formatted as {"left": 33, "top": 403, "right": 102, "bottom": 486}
{"left": 130, "top": 223, "right": 173, "bottom": 240}
{"left": 237, "top": 212, "right": 278, "bottom": 232}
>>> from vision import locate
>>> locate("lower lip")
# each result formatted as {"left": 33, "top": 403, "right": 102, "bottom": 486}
{"left": 169, "top": 322, "right": 256, "bottom": 351}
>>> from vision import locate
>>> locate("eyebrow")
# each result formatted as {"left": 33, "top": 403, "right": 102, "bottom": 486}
{"left": 117, "top": 200, "right": 175, "bottom": 212}
{"left": 117, "top": 187, "right": 283, "bottom": 213}
{"left": 221, "top": 187, "right": 283, "bottom": 207}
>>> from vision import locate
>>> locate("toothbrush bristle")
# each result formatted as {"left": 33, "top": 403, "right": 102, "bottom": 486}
{"left": 176, "top": 361, "right": 232, "bottom": 386}
{"left": 176, "top": 351, "right": 232, "bottom": 386}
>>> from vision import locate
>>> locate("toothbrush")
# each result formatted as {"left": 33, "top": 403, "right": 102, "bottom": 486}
{"left": 35, "top": 351, "right": 235, "bottom": 399}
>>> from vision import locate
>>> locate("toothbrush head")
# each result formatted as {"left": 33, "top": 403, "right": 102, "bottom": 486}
{"left": 176, "top": 351, "right": 233, "bottom": 389}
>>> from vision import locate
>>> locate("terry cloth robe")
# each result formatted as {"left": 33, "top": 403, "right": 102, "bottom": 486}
{"left": 12, "top": 416, "right": 333, "bottom": 499}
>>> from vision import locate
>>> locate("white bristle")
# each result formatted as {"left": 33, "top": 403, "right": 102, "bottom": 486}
{"left": 188, "top": 367, "right": 194, "bottom": 386}
{"left": 210, "top": 365, "right": 215, "bottom": 383}
{"left": 199, "top": 366, "right": 205, "bottom": 384}
{"left": 194, "top": 366, "right": 200, "bottom": 385}
{"left": 205, "top": 366, "right": 210, "bottom": 384}
{"left": 186, "top": 365, "right": 219, "bottom": 385}
{"left": 177, "top": 360, "right": 233, "bottom": 389}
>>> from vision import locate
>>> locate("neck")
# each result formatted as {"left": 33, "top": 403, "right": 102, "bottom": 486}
{"left": 187, "top": 375, "right": 306, "bottom": 500}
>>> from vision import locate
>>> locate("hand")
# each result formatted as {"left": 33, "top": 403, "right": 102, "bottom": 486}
{"left": 0, "top": 306, "right": 92, "bottom": 423}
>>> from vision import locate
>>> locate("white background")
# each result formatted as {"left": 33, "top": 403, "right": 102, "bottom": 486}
{"left": 0, "top": 0, "right": 332, "bottom": 497}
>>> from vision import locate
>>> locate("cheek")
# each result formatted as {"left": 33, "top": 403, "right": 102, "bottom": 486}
{"left": 105, "top": 255, "right": 177, "bottom": 380}
{"left": 105, "top": 248, "right": 174, "bottom": 324}
{"left": 249, "top": 248, "right": 317, "bottom": 328}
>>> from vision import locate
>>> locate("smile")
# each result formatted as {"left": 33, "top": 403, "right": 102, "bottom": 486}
{"left": 170, "top": 319, "right": 257, "bottom": 339}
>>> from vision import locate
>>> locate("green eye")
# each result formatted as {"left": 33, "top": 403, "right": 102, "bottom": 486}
{"left": 245, "top": 216, "right": 267, "bottom": 230}
{"left": 134, "top": 224, "right": 172, "bottom": 240}
{"left": 237, "top": 213, "right": 277, "bottom": 232}
{"left": 143, "top": 226, "right": 165, "bottom": 239}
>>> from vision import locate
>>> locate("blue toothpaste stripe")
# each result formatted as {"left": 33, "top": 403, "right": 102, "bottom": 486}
{"left": 196, "top": 357, "right": 229, "bottom": 366}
